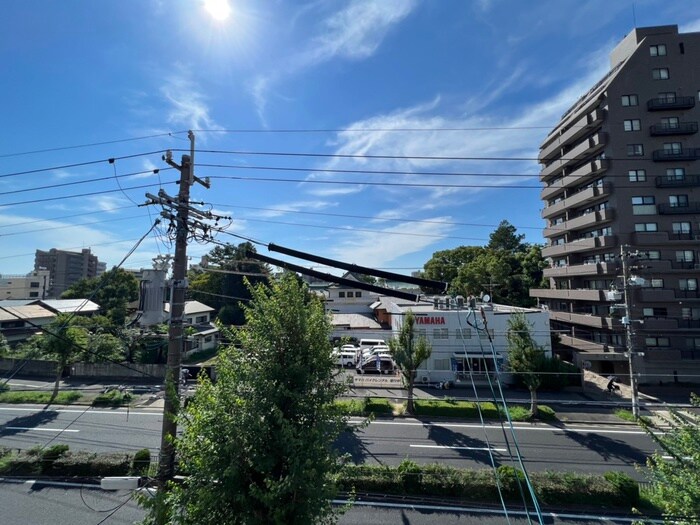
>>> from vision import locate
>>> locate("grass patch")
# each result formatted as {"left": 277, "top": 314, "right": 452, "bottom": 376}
{"left": 92, "top": 390, "right": 133, "bottom": 407}
{"left": 335, "top": 399, "right": 366, "bottom": 416}
{"left": 614, "top": 409, "right": 652, "bottom": 425}
{"left": 183, "top": 347, "right": 219, "bottom": 365}
{"left": 0, "top": 390, "right": 82, "bottom": 404}
{"left": 334, "top": 397, "right": 399, "bottom": 416}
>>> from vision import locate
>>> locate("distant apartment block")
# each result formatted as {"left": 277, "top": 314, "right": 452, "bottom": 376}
{"left": 34, "top": 248, "right": 102, "bottom": 298}
{"left": 531, "top": 25, "right": 700, "bottom": 385}
{"left": 0, "top": 270, "right": 50, "bottom": 300}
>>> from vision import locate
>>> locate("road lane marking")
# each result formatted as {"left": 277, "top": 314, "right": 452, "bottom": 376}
{"left": 348, "top": 418, "right": 650, "bottom": 435}
{"left": 2, "top": 427, "right": 79, "bottom": 433}
{"left": 0, "top": 406, "right": 161, "bottom": 416}
{"left": 410, "top": 444, "right": 506, "bottom": 452}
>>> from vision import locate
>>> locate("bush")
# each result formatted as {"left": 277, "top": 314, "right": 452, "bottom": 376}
{"left": 131, "top": 449, "right": 151, "bottom": 476}
{"left": 92, "top": 390, "right": 133, "bottom": 407}
{"left": 363, "top": 397, "right": 394, "bottom": 415}
{"left": 414, "top": 399, "right": 500, "bottom": 419}
{"left": 0, "top": 391, "right": 82, "bottom": 404}
{"left": 334, "top": 399, "right": 365, "bottom": 416}
{"left": 40, "top": 444, "right": 70, "bottom": 473}
{"left": 604, "top": 471, "right": 640, "bottom": 505}
{"left": 52, "top": 452, "right": 131, "bottom": 477}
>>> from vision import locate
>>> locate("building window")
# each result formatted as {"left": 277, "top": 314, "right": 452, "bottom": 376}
{"left": 433, "top": 358, "right": 451, "bottom": 371}
{"left": 632, "top": 196, "right": 655, "bottom": 215}
{"left": 645, "top": 337, "right": 670, "bottom": 347}
{"left": 661, "top": 116, "right": 680, "bottom": 129}
{"left": 680, "top": 278, "right": 698, "bottom": 291}
{"left": 30, "top": 282, "right": 40, "bottom": 288}
{"left": 643, "top": 307, "right": 667, "bottom": 317}
{"left": 670, "top": 195, "right": 689, "bottom": 208}
{"left": 666, "top": 168, "right": 686, "bottom": 181}
{"left": 621, "top": 94, "right": 638, "bottom": 106}
{"left": 672, "top": 222, "right": 691, "bottom": 234}
{"left": 645, "top": 250, "right": 661, "bottom": 260}
{"left": 632, "top": 196, "right": 655, "bottom": 205}
{"left": 649, "top": 44, "right": 667, "bottom": 56}
{"left": 664, "top": 142, "right": 682, "bottom": 154}
{"left": 628, "top": 169, "right": 646, "bottom": 182}
{"left": 355, "top": 291, "right": 362, "bottom": 298}
{"left": 652, "top": 68, "right": 670, "bottom": 80}
{"left": 623, "top": 119, "right": 641, "bottom": 131}
{"left": 433, "top": 328, "right": 449, "bottom": 339}
{"left": 676, "top": 250, "right": 695, "bottom": 262}
{"left": 659, "top": 92, "right": 676, "bottom": 103}
{"left": 634, "top": 223, "right": 657, "bottom": 232}
{"left": 686, "top": 338, "right": 700, "bottom": 350}
{"left": 627, "top": 144, "right": 644, "bottom": 156}
{"left": 338, "top": 291, "right": 345, "bottom": 298}
{"left": 456, "top": 328, "right": 472, "bottom": 339}
{"left": 682, "top": 307, "right": 700, "bottom": 320}
{"left": 29, "top": 292, "right": 39, "bottom": 298}
{"left": 195, "top": 315, "right": 208, "bottom": 323}
{"left": 478, "top": 329, "right": 495, "bottom": 340}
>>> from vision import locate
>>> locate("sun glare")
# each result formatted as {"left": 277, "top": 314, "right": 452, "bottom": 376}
{"left": 204, "top": 0, "right": 232, "bottom": 21}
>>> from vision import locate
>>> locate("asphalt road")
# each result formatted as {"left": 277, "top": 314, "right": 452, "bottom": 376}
{"left": 0, "top": 404, "right": 658, "bottom": 478}
{"left": 0, "top": 482, "right": 659, "bottom": 524}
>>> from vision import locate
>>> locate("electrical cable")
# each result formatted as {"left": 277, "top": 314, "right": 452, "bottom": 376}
{"left": 0, "top": 180, "right": 178, "bottom": 209}
{"left": 0, "top": 150, "right": 167, "bottom": 180}
{"left": 191, "top": 126, "right": 576, "bottom": 133}
{"left": 80, "top": 486, "right": 130, "bottom": 513}
{"left": 0, "top": 132, "right": 187, "bottom": 159}
{"left": 0, "top": 214, "right": 146, "bottom": 238}
{"left": 93, "top": 491, "right": 136, "bottom": 525}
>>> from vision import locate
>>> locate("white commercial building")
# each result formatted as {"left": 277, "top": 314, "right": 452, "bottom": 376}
{"left": 376, "top": 297, "right": 552, "bottom": 385}
{"left": 0, "top": 270, "right": 50, "bottom": 300}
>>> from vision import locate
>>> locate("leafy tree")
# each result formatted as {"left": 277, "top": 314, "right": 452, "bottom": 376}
{"left": 61, "top": 268, "right": 138, "bottom": 326}
{"left": 388, "top": 310, "right": 432, "bottom": 414}
{"left": 149, "top": 274, "right": 347, "bottom": 525}
{"left": 641, "top": 394, "right": 700, "bottom": 524}
{"left": 506, "top": 312, "right": 546, "bottom": 418}
{"left": 422, "top": 246, "right": 484, "bottom": 286}
{"left": 188, "top": 242, "right": 270, "bottom": 325}
{"left": 40, "top": 314, "right": 88, "bottom": 402}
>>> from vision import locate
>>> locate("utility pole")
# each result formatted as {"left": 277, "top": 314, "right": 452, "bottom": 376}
{"left": 620, "top": 245, "right": 641, "bottom": 419}
{"left": 143, "top": 131, "right": 213, "bottom": 488}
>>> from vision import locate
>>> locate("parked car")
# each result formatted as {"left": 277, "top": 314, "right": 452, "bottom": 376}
{"left": 361, "top": 345, "right": 390, "bottom": 361}
{"left": 356, "top": 354, "right": 396, "bottom": 375}
{"left": 331, "top": 349, "right": 357, "bottom": 367}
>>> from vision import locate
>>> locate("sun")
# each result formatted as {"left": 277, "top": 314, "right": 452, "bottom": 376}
{"left": 203, "top": 0, "right": 232, "bottom": 21}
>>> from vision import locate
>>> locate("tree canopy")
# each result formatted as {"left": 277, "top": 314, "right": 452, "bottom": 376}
{"left": 506, "top": 312, "right": 546, "bottom": 417}
{"left": 188, "top": 242, "right": 270, "bottom": 325}
{"left": 421, "top": 221, "right": 546, "bottom": 307}
{"left": 388, "top": 310, "right": 432, "bottom": 414}
{"left": 61, "top": 267, "right": 139, "bottom": 326}
{"left": 150, "top": 274, "right": 347, "bottom": 525}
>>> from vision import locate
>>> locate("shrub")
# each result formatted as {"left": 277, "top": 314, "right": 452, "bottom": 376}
{"left": 414, "top": 399, "right": 500, "bottom": 419}
{"left": 397, "top": 459, "right": 422, "bottom": 491}
{"left": 0, "top": 391, "right": 81, "bottom": 404}
{"left": 604, "top": 471, "right": 640, "bottom": 505}
{"left": 40, "top": 444, "right": 70, "bottom": 473}
{"left": 131, "top": 449, "right": 151, "bottom": 476}
{"left": 92, "top": 390, "right": 133, "bottom": 407}
{"left": 363, "top": 397, "right": 394, "bottom": 415}
{"left": 52, "top": 452, "right": 131, "bottom": 477}
{"left": 334, "top": 399, "right": 365, "bottom": 416}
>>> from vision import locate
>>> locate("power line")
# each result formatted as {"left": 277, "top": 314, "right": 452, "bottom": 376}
{"left": 0, "top": 150, "right": 166, "bottom": 180}
{"left": 192, "top": 126, "right": 565, "bottom": 134}
{"left": 0, "top": 180, "right": 178, "bottom": 209}
{"left": 0, "top": 132, "right": 187, "bottom": 159}
{"left": 0, "top": 205, "right": 135, "bottom": 230}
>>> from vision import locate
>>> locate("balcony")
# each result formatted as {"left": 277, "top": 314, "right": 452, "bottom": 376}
{"left": 562, "top": 132, "right": 607, "bottom": 164}
{"left": 541, "top": 235, "right": 617, "bottom": 258}
{"left": 543, "top": 261, "right": 617, "bottom": 279}
{"left": 539, "top": 108, "right": 605, "bottom": 162}
{"left": 676, "top": 289, "right": 700, "bottom": 300}
{"left": 649, "top": 121, "right": 698, "bottom": 136}
{"left": 647, "top": 96, "right": 696, "bottom": 111}
{"left": 655, "top": 174, "right": 700, "bottom": 188}
{"left": 552, "top": 208, "right": 614, "bottom": 234}
{"left": 638, "top": 288, "right": 675, "bottom": 302}
{"left": 679, "top": 319, "right": 700, "bottom": 329}
{"left": 541, "top": 158, "right": 565, "bottom": 180}
{"left": 558, "top": 334, "right": 626, "bottom": 358}
{"left": 541, "top": 183, "right": 611, "bottom": 219}
{"left": 641, "top": 318, "right": 679, "bottom": 331}
{"left": 658, "top": 202, "right": 700, "bottom": 215}
{"left": 652, "top": 148, "right": 700, "bottom": 161}
{"left": 539, "top": 159, "right": 609, "bottom": 200}
{"left": 549, "top": 311, "right": 614, "bottom": 329}
{"left": 530, "top": 288, "right": 607, "bottom": 301}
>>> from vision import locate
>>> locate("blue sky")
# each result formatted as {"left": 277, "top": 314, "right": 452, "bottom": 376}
{"left": 1, "top": 0, "right": 699, "bottom": 277}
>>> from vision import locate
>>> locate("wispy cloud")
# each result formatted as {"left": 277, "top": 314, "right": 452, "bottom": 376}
{"left": 253, "top": 200, "right": 337, "bottom": 218}
{"left": 250, "top": 0, "right": 417, "bottom": 125}
{"left": 161, "top": 66, "right": 221, "bottom": 131}
{"left": 680, "top": 17, "right": 700, "bottom": 34}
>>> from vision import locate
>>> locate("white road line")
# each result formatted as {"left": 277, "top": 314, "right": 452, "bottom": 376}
{"left": 410, "top": 444, "right": 507, "bottom": 452}
{"left": 3, "top": 427, "right": 79, "bottom": 433}
{"left": 349, "top": 418, "right": 649, "bottom": 435}
{"left": 6, "top": 383, "right": 46, "bottom": 389}
{"left": 0, "top": 406, "right": 161, "bottom": 416}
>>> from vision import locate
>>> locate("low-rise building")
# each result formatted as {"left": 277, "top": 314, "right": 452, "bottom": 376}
{"left": 0, "top": 303, "right": 56, "bottom": 346}
{"left": 165, "top": 300, "right": 220, "bottom": 355}
{"left": 0, "top": 270, "right": 50, "bottom": 300}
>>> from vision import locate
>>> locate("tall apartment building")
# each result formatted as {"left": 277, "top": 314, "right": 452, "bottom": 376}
{"left": 34, "top": 248, "right": 102, "bottom": 298}
{"left": 530, "top": 25, "right": 700, "bottom": 385}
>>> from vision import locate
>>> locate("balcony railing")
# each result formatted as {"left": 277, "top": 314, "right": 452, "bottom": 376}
{"left": 649, "top": 121, "right": 699, "bottom": 136}
{"left": 655, "top": 174, "right": 700, "bottom": 187}
{"left": 647, "top": 96, "right": 696, "bottom": 111}
{"left": 652, "top": 148, "right": 700, "bottom": 161}
{"left": 676, "top": 289, "right": 700, "bottom": 299}
{"left": 658, "top": 202, "right": 700, "bottom": 214}
{"left": 679, "top": 319, "right": 700, "bottom": 329}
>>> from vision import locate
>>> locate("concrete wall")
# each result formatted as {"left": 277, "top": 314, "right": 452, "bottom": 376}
{"left": 0, "top": 358, "right": 58, "bottom": 378}
{"left": 70, "top": 363, "right": 166, "bottom": 380}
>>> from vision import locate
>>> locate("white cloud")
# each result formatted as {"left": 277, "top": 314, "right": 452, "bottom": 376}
{"left": 253, "top": 200, "right": 337, "bottom": 218}
{"left": 127, "top": 159, "right": 161, "bottom": 180}
{"left": 328, "top": 216, "right": 453, "bottom": 268}
{"left": 249, "top": 75, "right": 270, "bottom": 129}
{"left": 680, "top": 17, "right": 700, "bottom": 34}
{"left": 85, "top": 195, "right": 130, "bottom": 213}
{"left": 161, "top": 66, "right": 221, "bottom": 131}
{"left": 298, "top": 0, "right": 416, "bottom": 66}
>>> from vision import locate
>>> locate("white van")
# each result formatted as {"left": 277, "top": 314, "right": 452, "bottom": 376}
{"left": 358, "top": 338, "right": 386, "bottom": 350}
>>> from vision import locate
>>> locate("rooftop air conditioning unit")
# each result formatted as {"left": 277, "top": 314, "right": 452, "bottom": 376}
{"left": 455, "top": 295, "right": 464, "bottom": 307}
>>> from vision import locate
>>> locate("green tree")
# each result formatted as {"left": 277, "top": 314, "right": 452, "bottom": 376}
{"left": 61, "top": 268, "right": 138, "bottom": 326}
{"left": 40, "top": 314, "right": 88, "bottom": 402}
{"left": 188, "top": 242, "right": 270, "bottom": 325}
{"left": 149, "top": 274, "right": 347, "bottom": 525}
{"left": 642, "top": 394, "right": 700, "bottom": 524}
{"left": 506, "top": 312, "right": 546, "bottom": 418}
{"left": 488, "top": 220, "right": 525, "bottom": 252}
{"left": 388, "top": 310, "right": 432, "bottom": 414}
